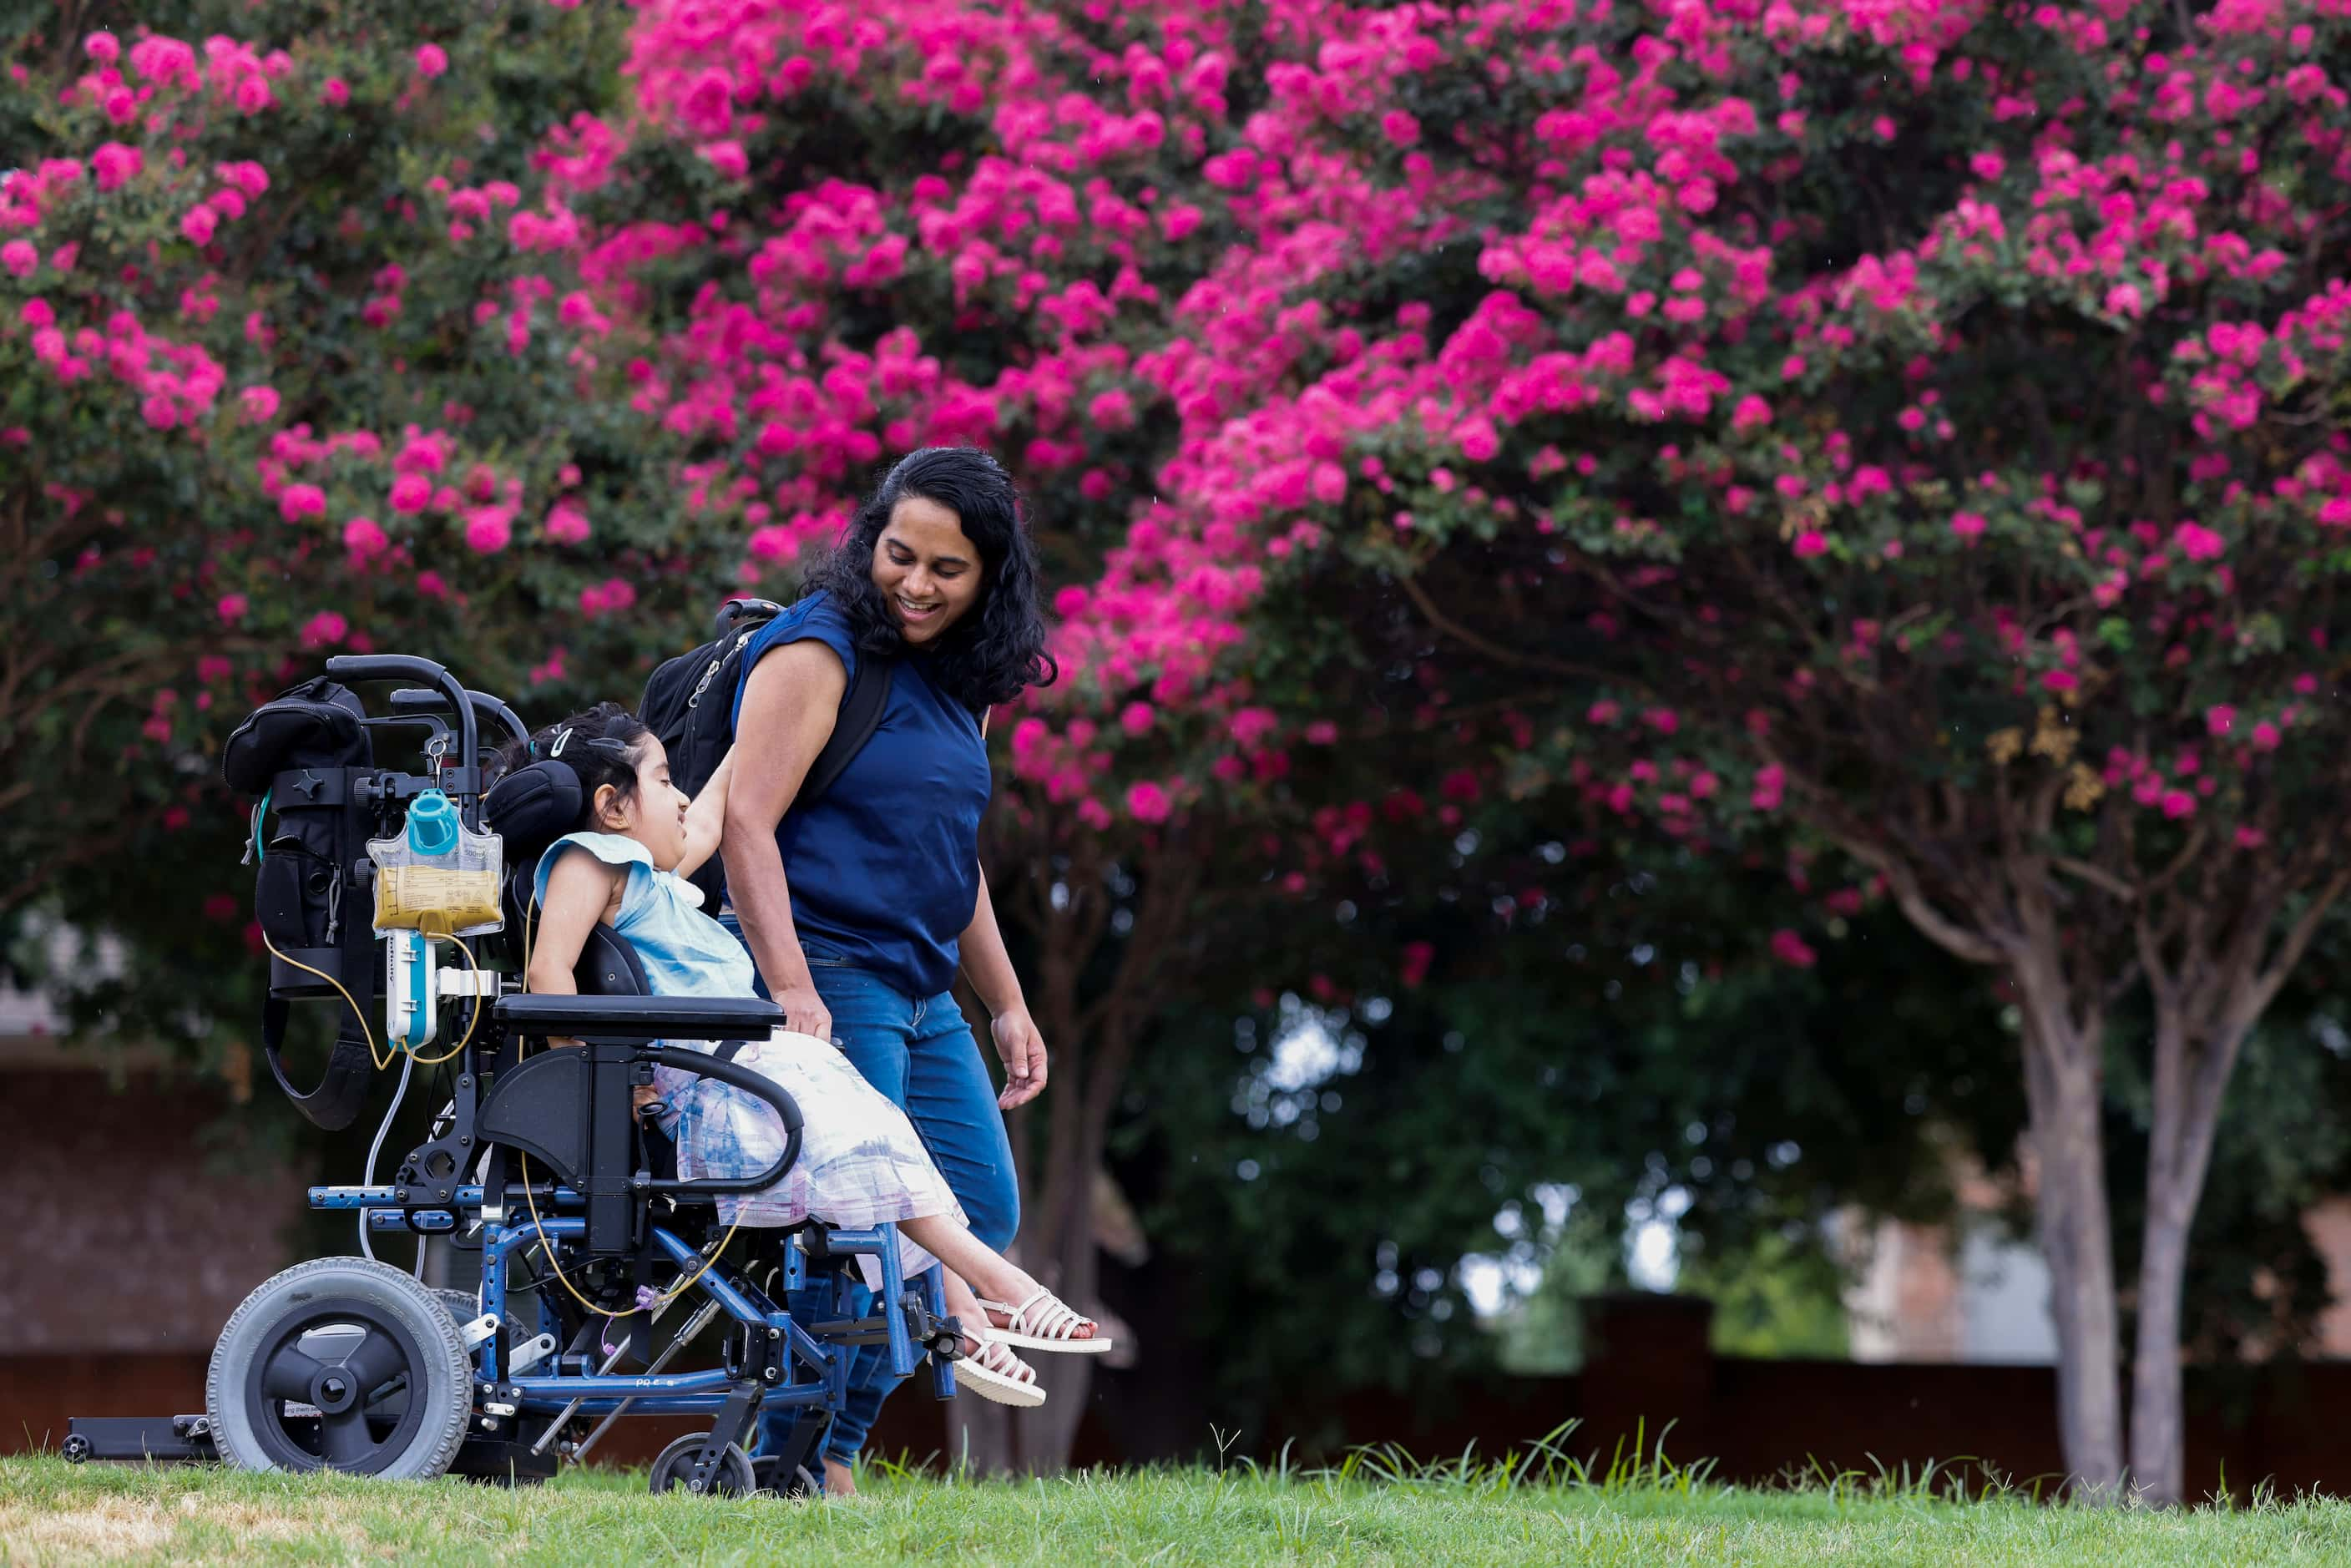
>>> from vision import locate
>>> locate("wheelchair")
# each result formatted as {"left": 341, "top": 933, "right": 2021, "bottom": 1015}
{"left": 63, "top": 651, "right": 962, "bottom": 1495}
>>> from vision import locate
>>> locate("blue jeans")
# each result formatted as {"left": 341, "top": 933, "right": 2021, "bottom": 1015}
{"left": 722, "top": 920, "right": 1019, "bottom": 1467}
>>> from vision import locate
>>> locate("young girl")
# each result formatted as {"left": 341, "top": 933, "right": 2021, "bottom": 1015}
{"left": 506, "top": 701, "right": 1107, "bottom": 1409}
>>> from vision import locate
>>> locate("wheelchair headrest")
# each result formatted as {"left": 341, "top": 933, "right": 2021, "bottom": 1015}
{"left": 483, "top": 758, "right": 582, "bottom": 861}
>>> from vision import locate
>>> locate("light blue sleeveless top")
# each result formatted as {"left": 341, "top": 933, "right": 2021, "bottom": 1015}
{"left": 532, "top": 832, "right": 756, "bottom": 1004}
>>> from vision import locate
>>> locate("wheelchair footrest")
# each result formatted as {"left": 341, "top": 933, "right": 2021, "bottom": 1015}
{"left": 801, "top": 1313, "right": 898, "bottom": 1348}
{"left": 62, "top": 1415, "right": 218, "bottom": 1464}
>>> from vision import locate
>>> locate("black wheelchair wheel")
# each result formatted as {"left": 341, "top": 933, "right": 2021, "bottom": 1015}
{"left": 432, "top": 1288, "right": 486, "bottom": 1325}
{"left": 206, "top": 1257, "right": 472, "bottom": 1479}
{"left": 648, "top": 1434, "right": 756, "bottom": 1497}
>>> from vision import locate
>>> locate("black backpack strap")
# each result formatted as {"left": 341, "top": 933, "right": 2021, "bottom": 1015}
{"left": 260, "top": 998, "right": 379, "bottom": 1132}
{"left": 799, "top": 655, "right": 893, "bottom": 806}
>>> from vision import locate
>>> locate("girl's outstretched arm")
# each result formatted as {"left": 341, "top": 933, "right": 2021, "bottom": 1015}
{"left": 672, "top": 745, "right": 738, "bottom": 882}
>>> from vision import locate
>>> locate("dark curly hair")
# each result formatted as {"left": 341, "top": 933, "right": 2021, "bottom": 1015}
{"left": 492, "top": 701, "right": 654, "bottom": 833}
{"left": 805, "top": 446, "right": 1058, "bottom": 711}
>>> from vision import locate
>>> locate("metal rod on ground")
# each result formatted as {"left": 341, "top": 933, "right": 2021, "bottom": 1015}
{"left": 568, "top": 1298, "right": 725, "bottom": 1464}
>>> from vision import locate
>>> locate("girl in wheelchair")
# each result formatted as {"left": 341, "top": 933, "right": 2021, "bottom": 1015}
{"left": 506, "top": 701, "right": 1108, "bottom": 1408}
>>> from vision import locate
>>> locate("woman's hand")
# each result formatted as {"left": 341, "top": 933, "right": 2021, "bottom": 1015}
{"left": 776, "top": 984, "right": 834, "bottom": 1044}
{"left": 990, "top": 1004, "right": 1049, "bottom": 1109}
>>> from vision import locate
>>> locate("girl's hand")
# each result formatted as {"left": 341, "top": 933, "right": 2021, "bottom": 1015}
{"left": 991, "top": 1005, "right": 1049, "bottom": 1109}
{"left": 776, "top": 984, "right": 834, "bottom": 1044}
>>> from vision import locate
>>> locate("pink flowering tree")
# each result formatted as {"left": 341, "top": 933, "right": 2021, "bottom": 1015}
{"left": 0, "top": 6, "right": 756, "bottom": 923}
{"left": 1023, "top": 0, "right": 2351, "bottom": 1502}
{"left": 25, "top": 0, "right": 2351, "bottom": 1496}
{"left": 8, "top": 0, "right": 1310, "bottom": 1474}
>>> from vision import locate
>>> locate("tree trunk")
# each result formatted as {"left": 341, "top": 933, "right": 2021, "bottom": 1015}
{"left": 1018, "top": 1232, "right": 1101, "bottom": 1473}
{"left": 2015, "top": 975, "right": 2126, "bottom": 1498}
{"left": 982, "top": 851, "right": 1109, "bottom": 1474}
{"left": 2127, "top": 1004, "right": 2194, "bottom": 1505}
{"left": 2128, "top": 1184, "right": 2192, "bottom": 1505}
{"left": 1004, "top": 1028, "right": 1109, "bottom": 1474}
{"left": 944, "top": 1381, "right": 1016, "bottom": 1476}
{"left": 2128, "top": 1001, "right": 2248, "bottom": 1505}
{"left": 2123, "top": 872, "right": 2348, "bottom": 1505}
{"left": 985, "top": 836, "right": 1199, "bottom": 1474}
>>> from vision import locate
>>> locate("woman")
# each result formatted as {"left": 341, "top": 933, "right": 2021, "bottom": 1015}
{"left": 720, "top": 446, "right": 1057, "bottom": 1494}
{"left": 510, "top": 705, "right": 1099, "bottom": 1409}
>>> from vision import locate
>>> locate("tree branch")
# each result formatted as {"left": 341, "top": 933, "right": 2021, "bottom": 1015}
{"left": 1394, "top": 574, "right": 1631, "bottom": 686}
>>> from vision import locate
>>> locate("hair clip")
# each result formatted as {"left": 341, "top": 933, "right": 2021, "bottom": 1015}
{"left": 548, "top": 726, "right": 574, "bottom": 759}
{"left": 584, "top": 736, "right": 633, "bottom": 762}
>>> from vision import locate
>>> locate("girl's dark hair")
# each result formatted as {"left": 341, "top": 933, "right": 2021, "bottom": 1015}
{"left": 806, "top": 446, "right": 1058, "bottom": 711}
{"left": 493, "top": 701, "right": 653, "bottom": 832}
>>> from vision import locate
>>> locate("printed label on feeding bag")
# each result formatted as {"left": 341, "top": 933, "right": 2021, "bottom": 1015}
{"left": 373, "top": 866, "right": 503, "bottom": 937}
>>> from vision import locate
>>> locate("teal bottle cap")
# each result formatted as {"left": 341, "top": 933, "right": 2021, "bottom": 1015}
{"left": 406, "top": 789, "right": 459, "bottom": 856}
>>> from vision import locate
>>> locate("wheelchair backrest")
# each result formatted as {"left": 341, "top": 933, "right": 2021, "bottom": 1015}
{"left": 224, "top": 659, "right": 520, "bottom": 1130}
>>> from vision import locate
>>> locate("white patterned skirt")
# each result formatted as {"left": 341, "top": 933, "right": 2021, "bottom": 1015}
{"left": 655, "top": 1028, "right": 966, "bottom": 1287}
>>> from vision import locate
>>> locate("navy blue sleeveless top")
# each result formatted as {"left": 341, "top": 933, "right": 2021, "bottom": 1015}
{"left": 730, "top": 591, "right": 991, "bottom": 999}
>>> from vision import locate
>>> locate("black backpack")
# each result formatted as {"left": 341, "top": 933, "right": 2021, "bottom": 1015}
{"left": 640, "top": 597, "right": 893, "bottom": 906}
{"left": 221, "top": 675, "right": 381, "bottom": 1131}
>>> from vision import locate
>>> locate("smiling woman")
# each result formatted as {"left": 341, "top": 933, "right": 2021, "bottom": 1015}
{"left": 714, "top": 446, "right": 1059, "bottom": 1492}
{"left": 872, "top": 496, "right": 983, "bottom": 640}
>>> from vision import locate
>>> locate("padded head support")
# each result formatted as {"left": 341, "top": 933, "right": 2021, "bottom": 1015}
{"left": 483, "top": 758, "right": 582, "bottom": 860}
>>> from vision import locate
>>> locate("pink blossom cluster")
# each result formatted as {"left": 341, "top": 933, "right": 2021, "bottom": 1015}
{"left": 18, "top": 0, "right": 2351, "bottom": 887}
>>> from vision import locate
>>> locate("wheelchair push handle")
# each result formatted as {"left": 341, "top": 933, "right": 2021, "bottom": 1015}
{"left": 388, "top": 686, "right": 531, "bottom": 751}
{"left": 635, "top": 1044, "right": 805, "bottom": 1197}
{"left": 325, "top": 655, "right": 479, "bottom": 812}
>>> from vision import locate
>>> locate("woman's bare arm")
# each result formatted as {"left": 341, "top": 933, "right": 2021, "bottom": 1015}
{"left": 720, "top": 640, "right": 844, "bottom": 1039}
{"left": 958, "top": 873, "right": 1048, "bottom": 1108}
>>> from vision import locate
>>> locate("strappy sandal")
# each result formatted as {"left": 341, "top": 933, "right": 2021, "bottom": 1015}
{"left": 951, "top": 1333, "right": 1047, "bottom": 1407}
{"left": 978, "top": 1287, "right": 1115, "bottom": 1356}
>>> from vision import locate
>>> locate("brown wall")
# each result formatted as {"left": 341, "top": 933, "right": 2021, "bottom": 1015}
{"left": 0, "top": 1070, "right": 301, "bottom": 1354}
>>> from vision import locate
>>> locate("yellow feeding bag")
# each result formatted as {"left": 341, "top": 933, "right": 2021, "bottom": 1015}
{"left": 369, "top": 789, "right": 504, "bottom": 938}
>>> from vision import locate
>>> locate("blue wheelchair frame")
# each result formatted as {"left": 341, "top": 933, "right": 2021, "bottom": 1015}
{"left": 63, "top": 650, "right": 961, "bottom": 1493}
{"left": 320, "top": 1186, "right": 954, "bottom": 1430}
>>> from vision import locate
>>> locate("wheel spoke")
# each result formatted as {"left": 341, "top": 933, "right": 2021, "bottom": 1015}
{"left": 316, "top": 1408, "right": 377, "bottom": 1469}
{"left": 361, "top": 1377, "right": 410, "bottom": 1410}
{"left": 261, "top": 1347, "right": 326, "bottom": 1402}
{"left": 340, "top": 1331, "right": 408, "bottom": 1400}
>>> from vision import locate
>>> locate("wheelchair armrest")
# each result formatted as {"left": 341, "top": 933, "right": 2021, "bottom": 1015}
{"left": 493, "top": 994, "right": 782, "bottom": 1043}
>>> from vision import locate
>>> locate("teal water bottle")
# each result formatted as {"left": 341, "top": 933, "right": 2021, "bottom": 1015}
{"left": 406, "top": 788, "right": 460, "bottom": 856}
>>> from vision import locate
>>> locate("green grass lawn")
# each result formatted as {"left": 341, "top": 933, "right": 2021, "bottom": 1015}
{"left": 5, "top": 1451, "right": 2350, "bottom": 1565}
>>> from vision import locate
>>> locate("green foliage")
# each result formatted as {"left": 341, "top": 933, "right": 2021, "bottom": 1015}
{"left": 1679, "top": 1230, "right": 1853, "bottom": 1363}
{"left": 1119, "top": 844, "right": 2018, "bottom": 1439}
{"left": 1492, "top": 1215, "right": 1614, "bottom": 1376}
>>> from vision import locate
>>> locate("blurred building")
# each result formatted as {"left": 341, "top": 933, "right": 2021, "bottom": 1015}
{"left": 1843, "top": 1212, "right": 2060, "bottom": 1363}
{"left": 1845, "top": 1163, "right": 2351, "bottom": 1363}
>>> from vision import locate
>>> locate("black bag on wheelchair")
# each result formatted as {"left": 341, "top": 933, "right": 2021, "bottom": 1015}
{"left": 221, "top": 676, "right": 382, "bottom": 1130}
{"left": 640, "top": 596, "right": 893, "bottom": 907}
